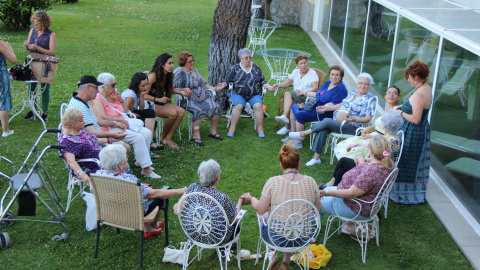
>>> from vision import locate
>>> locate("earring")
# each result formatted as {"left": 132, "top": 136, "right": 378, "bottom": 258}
{"left": 415, "top": 81, "right": 417, "bottom": 85}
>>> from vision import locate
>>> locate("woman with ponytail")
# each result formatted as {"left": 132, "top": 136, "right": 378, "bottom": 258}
{"left": 319, "top": 135, "right": 394, "bottom": 220}
{"left": 241, "top": 142, "right": 322, "bottom": 270}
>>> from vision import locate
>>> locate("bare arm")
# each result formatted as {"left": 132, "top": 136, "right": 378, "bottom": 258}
{"left": 272, "top": 78, "right": 293, "bottom": 91}
{"left": 63, "top": 152, "right": 90, "bottom": 186}
{"left": 91, "top": 99, "right": 128, "bottom": 129}
{"left": 319, "top": 185, "right": 365, "bottom": 200}
{"left": 0, "top": 40, "right": 16, "bottom": 64}
{"left": 251, "top": 195, "right": 271, "bottom": 215}
{"left": 84, "top": 122, "right": 126, "bottom": 140}
{"left": 145, "top": 187, "right": 185, "bottom": 199}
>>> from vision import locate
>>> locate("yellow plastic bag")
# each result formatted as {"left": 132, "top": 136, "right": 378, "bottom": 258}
{"left": 294, "top": 244, "right": 332, "bottom": 269}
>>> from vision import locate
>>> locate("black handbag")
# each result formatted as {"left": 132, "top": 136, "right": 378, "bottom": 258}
{"left": 10, "top": 62, "right": 33, "bottom": 81}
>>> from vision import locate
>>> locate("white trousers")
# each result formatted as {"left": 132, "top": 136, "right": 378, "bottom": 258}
{"left": 111, "top": 127, "right": 152, "bottom": 169}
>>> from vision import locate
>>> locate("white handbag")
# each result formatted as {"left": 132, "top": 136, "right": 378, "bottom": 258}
{"left": 162, "top": 244, "right": 186, "bottom": 265}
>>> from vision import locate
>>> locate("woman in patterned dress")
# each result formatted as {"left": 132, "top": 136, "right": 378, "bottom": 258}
{"left": 174, "top": 51, "right": 223, "bottom": 146}
{"left": 0, "top": 37, "right": 17, "bottom": 137}
{"left": 23, "top": 11, "right": 57, "bottom": 122}
{"left": 216, "top": 48, "right": 275, "bottom": 137}
{"left": 58, "top": 109, "right": 108, "bottom": 187}
{"left": 391, "top": 60, "right": 432, "bottom": 204}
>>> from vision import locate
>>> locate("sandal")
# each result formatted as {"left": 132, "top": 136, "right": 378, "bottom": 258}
{"left": 208, "top": 133, "right": 223, "bottom": 141}
{"left": 150, "top": 141, "right": 164, "bottom": 150}
{"left": 191, "top": 138, "right": 204, "bottom": 146}
{"left": 149, "top": 151, "right": 160, "bottom": 159}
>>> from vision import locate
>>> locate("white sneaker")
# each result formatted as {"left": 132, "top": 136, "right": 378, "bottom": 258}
{"left": 281, "top": 136, "right": 291, "bottom": 143}
{"left": 289, "top": 132, "right": 305, "bottom": 140}
{"left": 306, "top": 158, "right": 321, "bottom": 166}
{"left": 142, "top": 171, "right": 162, "bottom": 179}
{"left": 2, "top": 130, "right": 14, "bottom": 137}
{"left": 275, "top": 115, "right": 289, "bottom": 125}
{"left": 292, "top": 142, "right": 303, "bottom": 149}
{"left": 276, "top": 126, "right": 290, "bottom": 135}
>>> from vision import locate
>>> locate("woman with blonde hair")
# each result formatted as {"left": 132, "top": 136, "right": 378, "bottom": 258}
{"left": 241, "top": 142, "right": 322, "bottom": 270}
{"left": 319, "top": 135, "right": 394, "bottom": 220}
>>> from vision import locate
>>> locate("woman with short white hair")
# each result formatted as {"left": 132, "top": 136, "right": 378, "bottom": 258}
{"left": 174, "top": 159, "right": 244, "bottom": 245}
{"left": 96, "top": 144, "right": 185, "bottom": 239}
{"left": 216, "top": 48, "right": 275, "bottom": 137}
{"left": 92, "top": 72, "right": 161, "bottom": 179}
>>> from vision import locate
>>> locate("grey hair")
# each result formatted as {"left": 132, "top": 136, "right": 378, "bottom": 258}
{"left": 78, "top": 84, "right": 88, "bottom": 93}
{"left": 238, "top": 48, "right": 252, "bottom": 59}
{"left": 382, "top": 109, "right": 403, "bottom": 134}
{"left": 197, "top": 159, "right": 221, "bottom": 187}
{"left": 99, "top": 144, "right": 127, "bottom": 172}
{"left": 357, "top": 72, "right": 374, "bottom": 85}
{"left": 97, "top": 72, "right": 115, "bottom": 93}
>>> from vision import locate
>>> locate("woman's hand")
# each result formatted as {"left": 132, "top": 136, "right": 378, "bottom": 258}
{"left": 213, "top": 85, "right": 223, "bottom": 92}
{"left": 264, "top": 84, "right": 275, "bottom": 92}
{"left": 354, "top": 156, "right": 366, "bottom": 165}
{"left": 345, "top": 115, "right": 357, "bottom": 123}
{"left": 346, "top": 143, "right": 357, "bottom": 152}
{"left": 23, "top": 40, "right": 29, "bottom": 50}
{"left": 272, "top": 84, "right": 279, "bottom": 91}
{"left": 296, "top": 89, "right": 306, "bottom": 96}
{"left": 183, "top": 88, "right": 193, "bottom": 97}
{"left": 81, "top": 175, "right": 91, "bottom": 187}
{"left": 316, "top": 106, "right": 326, "bottom": 114}
{"left": 155, "top": 97, "right": 170, "bottom": 104}
{"left": 27, "top": 44, "right": 38, "bottom": 51}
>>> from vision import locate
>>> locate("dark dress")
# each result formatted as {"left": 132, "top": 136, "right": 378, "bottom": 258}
{"left": 174, "top": 68, "right": 221, "bottom": 122}
{"left": 389, "top": 99, "right": 431, "bottom": 204}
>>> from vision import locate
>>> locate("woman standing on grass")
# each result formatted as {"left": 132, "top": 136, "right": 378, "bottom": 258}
{"left": 23, "top": 11, "right": 57, "bottom": 122}
{"left": 0, "top": 37, "right": 17, "bottom": 137}
{"left": 390, "top": 60, "right": 432, "bottom": 204}
{"left": 144, "top": 53, "right": 186, "bottom": 149}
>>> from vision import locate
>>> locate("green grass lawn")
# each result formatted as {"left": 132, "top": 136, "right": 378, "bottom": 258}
{"left": 0, "top": 0, "right": 472, "bottom": 269}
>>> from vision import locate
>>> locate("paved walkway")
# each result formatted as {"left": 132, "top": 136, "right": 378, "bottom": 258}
{"left": 308, "top": 31, "right": 480, "bottom": 270}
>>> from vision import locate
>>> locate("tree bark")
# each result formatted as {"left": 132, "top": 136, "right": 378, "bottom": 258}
{"left": 208, "top": 0, "right": 252, "bottom": 111}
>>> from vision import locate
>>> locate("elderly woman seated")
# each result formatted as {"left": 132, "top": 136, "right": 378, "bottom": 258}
{"left": 320, "top": 110, "right": 403, "bottom": 189}
{"left": 319, "top": 136, "right": 394, "bottom": 220}
{"left": 241, "top": 142, "right": 322, "bottom": 270}
{"left": 289, "top": 73, "right": 377, "bottom": 166}
{"left": 174, "top": 51, "right": 223, "bottom": 146}
{"left": 58, "top": 108, "right": 110, "bottom": 187}
{"left": 92, "top": 72, "right": 161, "bottom": 179}
{"left": 216, "top": 48, "right": 274, "bottom": 138}
{"left": 96, "top": 144, "right": 185, "bottom": 239}
{"left": 173, "top": 159, "right": 244, "bottom": 245}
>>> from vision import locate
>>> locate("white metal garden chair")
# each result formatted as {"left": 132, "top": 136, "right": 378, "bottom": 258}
{"left": 58, "top": 103, "right": 101, "bottom": 212}
{"left": 255, "top": 199, "right": 321, "bottom": 270}
{"left": 225, "top": 83, "right": 268, "bottom": 131}
{"left": 322, "top": 168, "right": 399, "bottom": 263}
{"left": 177, "top": 192, "right": 247, "bottom": 270}
{"left": 323, "top": 96, "right": 378, "bottom": 165}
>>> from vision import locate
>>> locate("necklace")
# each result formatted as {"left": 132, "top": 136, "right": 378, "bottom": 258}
{"left": 283, "top": 170, "right": 298, "bottom": 181}
{"left": 415, "top": 82, "right": 427, "bottom": 90}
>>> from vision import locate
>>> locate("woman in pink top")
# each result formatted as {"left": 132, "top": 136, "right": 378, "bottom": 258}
{"left": 241, "top": 142, "right": 322, "bottom": 270}
{"left": 92, "top": 72, "right": 161, "bottom": 179}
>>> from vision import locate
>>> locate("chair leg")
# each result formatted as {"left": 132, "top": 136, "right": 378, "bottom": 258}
{"left": 164, "top": 198, "right": 169, "bottom": 246}
{"left": 139, "top": 230, "right": 144, "bottom": 268}
{"left": 94, "top": 220, "right": 101, "bottom": 259}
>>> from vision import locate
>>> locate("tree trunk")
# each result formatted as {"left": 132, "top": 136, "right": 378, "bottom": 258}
{"left": 208, "top": 0, "right": 252, "bottom": 111}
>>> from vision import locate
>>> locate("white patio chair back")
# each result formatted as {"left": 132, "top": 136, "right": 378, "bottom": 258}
{"left": 402, "top": 28, "right": 432, "bottom": 65}
{"left": 323, "top": 168, "right": 399, "bottom": 263}
{"left": 394, "top": 129, "right": 404, "bottom": 167}
{"left": 177, "top": 192, "right": 247, "bottom": 270}
{"left": 435, "top": 60, "right": 477, "bottom": 107}
{"left": 256, "top": 199, "right": 320, "bottom": 270}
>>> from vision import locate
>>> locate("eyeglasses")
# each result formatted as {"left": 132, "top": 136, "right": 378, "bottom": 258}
{"left": 111, "top": 83, "right": 117, "bottom": 88}
{"left": 243, "top": 56, "right": 252, "bottom": 59}
{"left": 88, "top": 84, "right": 98, "bottom": 90}
{"left": 31, "top": 21, "right": 40, "bottom": 26}
{"left": 386, "top": 91, "right": 398, "bottom": 95}
{"left": 187, "top": 59, "right": 195, "bottom": 64}
{"left": 357, "top": 82, "right": 371, "bottom": 86}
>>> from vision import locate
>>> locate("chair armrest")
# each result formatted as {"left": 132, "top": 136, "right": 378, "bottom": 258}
{"left": 231, "top": 209, "right": 248, "bottom": 236}
{"left": 332, "top": 197, "right": 363, "bottom": 221}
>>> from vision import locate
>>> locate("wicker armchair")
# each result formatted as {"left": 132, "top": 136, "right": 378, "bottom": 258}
{"left": 90, "top": 173, "right": 170, "bottom": 268}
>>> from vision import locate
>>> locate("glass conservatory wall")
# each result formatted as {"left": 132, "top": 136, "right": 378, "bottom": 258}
{"left": 328, "top": 0, "right": 348, "bottom": 56}
{"left": 430, "top": 41, "right": 480, "bottom": 222}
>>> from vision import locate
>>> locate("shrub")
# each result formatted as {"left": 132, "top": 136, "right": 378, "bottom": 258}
{"left": 0, "top": 0, "right": 52, "bottom": 30}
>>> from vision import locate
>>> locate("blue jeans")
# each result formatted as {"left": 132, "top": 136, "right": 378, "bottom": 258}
{"left": 320, "top": 187, "right": 369, "bottom": 220}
